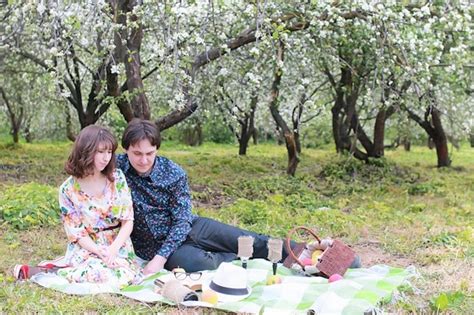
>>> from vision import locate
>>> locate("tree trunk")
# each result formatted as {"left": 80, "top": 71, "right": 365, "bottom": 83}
{"left": 237, "top": 96, "right": 257, "bottom": 155}
{"left": 238, "top": 120, "right": 253, "bottom": 155}
{"left": 125, "top": 2, "right": 150, "bottom": 119}
{"left": 284, "top": 132, "right": 299, "bottom": 176}
{"left": 197, "top": 122, "right": 203, "bottom": 146}
{"left": 276, "top": 128, "right": 284, "bottom": 145}
{"left": 329, "top": 65, "right": 357, "bottom": 155}
{"left": 24, "top": 126, "right": 33, "bottom": 143}
{"left": 405, "top": 104, "right": 450, "bottom": 167}
{"left": 65, "top": 107, "right": 76, "bottom": 141}
{"left": 427, "top": 137, "right": 435, "bottom": 149}
{"left": 331, "top": 93, "right": 346, "bottom": 153}
{"left": 268, "top": 40, "right": 299, "bottom": 176}
{"left": 252, "top": 129, "right": 258, "bottom": 145}
{"left": 470, "top": 130, "right": 474, "bottom": 148}
{"left": 239, "top": 132, "right": 251, "bottom": 155}
{"left": 372, "top": 109, "right": 386, "bottom": 157}
{"left": 403, "top": 138, "right": 411, "bottom": 151}
{"left": 0, "top": 87, "right": 23, "bottom": 144}
{"left": 12, "top": 126, "right": 19, "bottom": 144}
{"left": 430, "top": 106, "right": 450, "bottom": 167}
{"left": 110, "top": 0, "right": 150, "bottom": 120}
{"left": 434, "top": 137, "right": 450, "bottom": 167}
{"left": 402, "top": 112, "right": 411, "bottom": 151}
{"left": 295, "top": 132, "right": 301, "bottom": 154}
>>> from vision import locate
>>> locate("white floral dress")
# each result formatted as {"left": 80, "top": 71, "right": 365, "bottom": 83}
{"left": 56, "top": 169, "right": 142, "bottom": 288}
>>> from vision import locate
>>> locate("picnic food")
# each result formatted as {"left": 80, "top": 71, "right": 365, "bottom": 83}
{"left": 266, "top": 275, "right": 282, "bottom": 285}
{"left": 202, "top": 289, "right": 219, "bottom": 304}
{"left": 311, "top": 250, "right": 324, "bottom": 264}
{"left": 328, "top": 274, "right": 343, "bottom": 283}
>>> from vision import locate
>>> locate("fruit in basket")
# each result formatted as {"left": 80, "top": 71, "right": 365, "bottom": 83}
{"left": 311, "top": 250, "right": 324, "bottom": 264}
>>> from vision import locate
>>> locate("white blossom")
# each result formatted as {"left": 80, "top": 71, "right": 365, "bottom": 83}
{"left": 37, "top": 3, "right": 46, "bottom": 15}
{"left": 194, "top": 36, "right": 205, "bottom": 45}
{"left": 217, "top": 68, "right": 229, "bottom": 77}
{"left": 110, "top": 64, "right": 120, "bottom": 74}
{"left": 60, "top": 90, "right": 71, "bottom": 98}
{"left": 249, "top": 46, "right": 260, "bottom": 57}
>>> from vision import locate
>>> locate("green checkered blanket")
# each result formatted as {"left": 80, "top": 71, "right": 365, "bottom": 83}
{"left": 32, "top": 259, "right": 412, "bottom": 314}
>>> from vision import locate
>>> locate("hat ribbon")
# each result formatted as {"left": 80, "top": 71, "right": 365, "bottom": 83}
{"left": 209, "top": 281, "right": 249, "bottom": 295}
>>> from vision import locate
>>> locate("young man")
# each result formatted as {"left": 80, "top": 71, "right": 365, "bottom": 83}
{"left": 116, "top": 119, "right": 297, "bottom": 274}
{"left": 117, "top": 119, "right": 360, "bottom": 274}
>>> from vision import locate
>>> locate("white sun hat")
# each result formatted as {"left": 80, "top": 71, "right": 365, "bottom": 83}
{"left": 202, "top": 262, "right": 252, "bottom": 303}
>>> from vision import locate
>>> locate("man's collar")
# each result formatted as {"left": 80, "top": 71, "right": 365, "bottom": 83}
{"left": 148, "top": 157, "right": 161, "bottom": 182}
{"left": 123, "top": 155, "right": 160, "bottom": 181}
{"left": 121, "top": 156, "right": 132, "bottom": 173}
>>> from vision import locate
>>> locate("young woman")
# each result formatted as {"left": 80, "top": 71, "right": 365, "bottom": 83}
{"left": 14, "top": 125, "right": 142, "bottom": 288}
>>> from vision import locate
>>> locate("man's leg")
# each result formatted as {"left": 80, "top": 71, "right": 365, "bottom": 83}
{"left": 187, "top": 217, "right": 294, "bottom": 260}
{"left": 165, "top": 243, "right": 236, "bottom": 272}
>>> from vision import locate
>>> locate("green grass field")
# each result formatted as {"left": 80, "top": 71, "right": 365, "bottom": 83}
{"left": 0, "top": 140, "right": 473, "bottom": 313}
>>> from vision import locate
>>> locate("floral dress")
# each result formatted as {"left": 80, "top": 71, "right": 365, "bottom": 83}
{"left": 56, "top": 169, "right": 142, "bottom": 288}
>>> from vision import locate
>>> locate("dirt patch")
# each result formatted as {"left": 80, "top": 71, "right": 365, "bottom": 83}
{"left": 421, "top": 258, "right": 474, "bottom": 291}
{"left": 0, "top": 164, "right": 31, "bottom": 183}
{"left": 191, "top": 184, "right": 234, "bottom": 209}
{"left": 353, "top": 241, "right": 414, "bottom": 268}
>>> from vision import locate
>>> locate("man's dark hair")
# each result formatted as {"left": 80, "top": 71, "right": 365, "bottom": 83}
{"left": 122, "top": 119, "right": 161, "bottom": 150}
{"left": 65, "top": 125, "right": 118, "bottom": 181}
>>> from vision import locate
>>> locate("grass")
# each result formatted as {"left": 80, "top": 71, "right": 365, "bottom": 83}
{"left": 0, "top": 140, "right": 473, "bottom": 313}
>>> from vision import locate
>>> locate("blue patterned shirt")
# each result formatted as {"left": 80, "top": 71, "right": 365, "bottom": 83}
{"left": 117, "top": 154, "right": 197, "bottom": 260}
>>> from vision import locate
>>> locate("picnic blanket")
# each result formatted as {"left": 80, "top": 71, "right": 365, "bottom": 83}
{"left": 31, "top": 259, "right": 413, "bottom": 314}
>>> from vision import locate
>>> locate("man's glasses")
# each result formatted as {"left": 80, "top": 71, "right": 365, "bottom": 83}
{"left": 173, "top": 271, "right": 202, "bottom": 281}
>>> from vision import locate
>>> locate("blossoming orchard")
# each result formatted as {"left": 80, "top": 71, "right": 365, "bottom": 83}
{"left": 1, "top": 1, "right": 473, "bottom": 174}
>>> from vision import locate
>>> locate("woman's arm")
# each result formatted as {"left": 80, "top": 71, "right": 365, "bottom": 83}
{"left": 103, "top": 219, "right": 133, "bottom": 265}
{"left": 111, "top": 219, "right": 133, "bottom": 251}
{"left": 59, "top": 183, "right": 105, "bottom": 258}
{"left": 77, "top": 236, "right": 107, "bottom": 258}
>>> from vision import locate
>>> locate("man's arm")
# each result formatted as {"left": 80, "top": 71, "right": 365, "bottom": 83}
{"left": 143, "top": 255, "right": 167, "bottom": 275}
{"left": 144, "top": 173, "right": 194, "bottom": 274}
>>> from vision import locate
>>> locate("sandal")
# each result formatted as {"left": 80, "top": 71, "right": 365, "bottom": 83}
{"left": 13, "top": 264, "right": 29, "bottom": 280}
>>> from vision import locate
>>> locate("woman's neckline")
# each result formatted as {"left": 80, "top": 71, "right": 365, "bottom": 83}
{"left": 74, "top": 174, "right": 109, "bottom": 199}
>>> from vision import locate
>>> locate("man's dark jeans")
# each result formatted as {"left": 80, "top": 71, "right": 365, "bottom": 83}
{"left": 164, "top": 217, "right": 294, "bottom": 272}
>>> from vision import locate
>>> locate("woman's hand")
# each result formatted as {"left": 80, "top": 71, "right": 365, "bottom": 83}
{"left": 101, "top": 244, "right": 120, "bottom": 267}
{"left": 102, "top": 219, "right": 133, "bottom": 268}
{"left": 95, "top": 245, "right": 108, "bottom": 260}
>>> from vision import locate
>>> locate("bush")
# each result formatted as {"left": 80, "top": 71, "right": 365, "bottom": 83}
{"left": 0, "top": 183, "right": 60, "bottom": 230}
{"left": 407, "top": 182, "right": 442, "bottom": 195}
{"left": 320, "top": 155, "right": 418, "bottom": 184}
{"left": 203, "top": 120, "right": 235, "bottom": 144}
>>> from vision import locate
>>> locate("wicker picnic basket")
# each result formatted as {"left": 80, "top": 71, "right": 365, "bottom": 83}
{"left": 283, "top": 226, "right": 355, "bottom": 277}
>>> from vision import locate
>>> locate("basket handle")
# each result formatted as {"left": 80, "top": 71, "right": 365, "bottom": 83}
{"left": 285, "top": 226, "right": 322, "bottom": 268}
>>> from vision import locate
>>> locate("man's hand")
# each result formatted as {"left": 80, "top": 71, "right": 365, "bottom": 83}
{"left": 143, "top": 255, "right": 167, "bottom": 275}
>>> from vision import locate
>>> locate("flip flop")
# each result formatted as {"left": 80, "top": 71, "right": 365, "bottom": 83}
{"left": 13, "top": 264, "right": 29, "bottom": 280}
